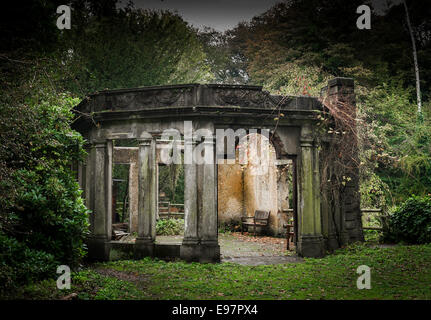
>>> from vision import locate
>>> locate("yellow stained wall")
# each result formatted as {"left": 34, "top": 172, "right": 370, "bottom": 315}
{"left": 217, "top": 163, "right": 244, "bottom": 225}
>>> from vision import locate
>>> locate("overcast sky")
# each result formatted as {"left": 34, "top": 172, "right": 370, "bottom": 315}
{"left": 129, "top": 0, "right": 283, "bottom": 31}
{"left": 126, "top": 0, "right": 402, "bottom": 32}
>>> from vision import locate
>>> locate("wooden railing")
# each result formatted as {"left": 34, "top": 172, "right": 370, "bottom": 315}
{"left": 158, "top": 201, "right": 184, "bottom": 219}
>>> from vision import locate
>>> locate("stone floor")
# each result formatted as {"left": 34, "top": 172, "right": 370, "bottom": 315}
{"left": 155, "top": 232, "right": 303, "bottom": 266}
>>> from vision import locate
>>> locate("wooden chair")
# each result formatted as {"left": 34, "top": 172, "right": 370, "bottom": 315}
{"left": 241, "top": 210, "right": 270, "bottom": 236}
{"left": 283, "top": 222, "right": 295, "bottom": 250}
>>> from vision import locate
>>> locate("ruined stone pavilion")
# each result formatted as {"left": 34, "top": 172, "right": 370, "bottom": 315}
{"left": 72, "top": 77, "right": 364, "bottom": 262}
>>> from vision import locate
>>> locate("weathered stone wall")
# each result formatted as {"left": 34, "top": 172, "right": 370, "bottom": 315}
{"left": 276, "top": 165, "right": 292, "bottom": 236}
{"left": 243, "top": 163, "right": 279, "bottom": 235}
{"left": 217, "top": 163, "right": 244, "bottom": 225}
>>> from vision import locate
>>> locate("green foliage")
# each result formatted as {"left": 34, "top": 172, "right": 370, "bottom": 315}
{"left": 359, "top": 85, "right": 431, "bottom": 203}
{"left": 384, "top": 195, "right": 431, "bottom": 244}
{"left": 13, "top": 167, "right": 89, "bottom": 265}
{"left": 262, "top": 63, "right": 330, "bottom": 96}
{"left": 218, "top": 221, "right": 241, "bottom": 234}
{"left": 363, "top": 229, "right": 382, "bottom": 244}
{"left": 360, "top": 172, "right": 389, "bottom": 210}
{"left": 0, "top": 232, "right": 57, "bottom": 294}
{"left": 3, "top": 88, "right": 90, "bottom": 266}
{"left": 198, "top": 27, "right": 248, "bottom": 84}
{"left": 61, "top": 4, "right": 212, "bottom": 95}
{"left": 0, "top": 61, "right": 90, "bottom": 289}
{"left": 158, "top": 164, "right": 184, "bottom": 204}
{"left": 156, "top": 219, "right": 184, "bottom": 236}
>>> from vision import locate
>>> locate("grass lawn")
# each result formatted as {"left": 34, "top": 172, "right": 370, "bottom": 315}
{"left": 6, "top": 243, "right": 431, "bottom": 300}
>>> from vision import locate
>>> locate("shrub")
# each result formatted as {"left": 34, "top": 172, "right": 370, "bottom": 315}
{"left": 156, "top": 219, "right": 184, "bottom": 236}
{"left": 218, "top": 221, "right": 241, "bottom": 234}
{"left": 13, "top": 167, "right": 90, "bottom": 266}
{"left": 0, "top": 232, "right": 57, "bottom": 294}
{"left": 0, "top": 87, "right": 90, "bottom": 291}
{"left": 383, "top": 195, "right": 431, "bottom": 244}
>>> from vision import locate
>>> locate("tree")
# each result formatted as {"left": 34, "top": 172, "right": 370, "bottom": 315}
{"left": 60, "top": 2, "right": 212, "bottom": 95}
{"left": 198, "top": 27, "right": 248, "bottom": 84}
{"left": 403, "top": 0, "right": 422, "bottom": 115}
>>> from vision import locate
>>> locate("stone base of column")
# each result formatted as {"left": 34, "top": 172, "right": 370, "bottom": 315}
{"left": 180, "top": 240, "right": 200, "bottom": 262}
{"left": 134, "top": 238, "right": 155, "bottom": 259}
{"left": 339, "top": 231, "right": 350, "bottom": 246}
{"left": 325, "top": 233, "right": 340, "bottom": 252}
{"left": 297, "top": 235, "right": 325, "bottom": 258}
{"left": 199, "top": 240, "right": 220, "bottom": 263}
{"left": 346, "top": 227, "right": 365, "bottom": 243}
{"left": 180, "top": 239, "right": 220, "bottom": 263}
{"left": 87, "top": 236, "right": 110, "bottom": 262}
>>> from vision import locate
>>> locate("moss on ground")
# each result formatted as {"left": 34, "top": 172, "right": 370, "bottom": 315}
{"left": 5, "top": 243, "right": 431, "bottom": 300}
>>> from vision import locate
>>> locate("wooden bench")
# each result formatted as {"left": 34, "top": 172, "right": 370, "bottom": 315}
{"left": 241, "top": 210, "right": 270, "bottom": 236}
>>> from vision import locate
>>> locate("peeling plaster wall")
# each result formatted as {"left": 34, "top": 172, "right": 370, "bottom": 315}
{"left": 217, "top": 163, "right": 244, "bottom": 225}
{"left": 243, "top": 156, "right": 278, "bottom": 235}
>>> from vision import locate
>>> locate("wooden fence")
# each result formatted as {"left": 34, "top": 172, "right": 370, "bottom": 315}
{"left": 158, "top": 201, "right": 184, "bottom": 219}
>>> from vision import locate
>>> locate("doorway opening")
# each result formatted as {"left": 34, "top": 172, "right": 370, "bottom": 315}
{"left": 217, "top": 131, "right": 297, "bottom": 259}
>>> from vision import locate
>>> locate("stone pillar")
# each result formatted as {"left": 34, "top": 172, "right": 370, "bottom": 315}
{"left": 77, "top": 163, "right": 84, "bottom": 191}
{"left": 128, "top": 162, "right": 139, "bottom": 233}
{"left": 313, "top": 143, "right": 322, "bottom": 241}
{"left": 135, "top": 137, "right": 157, "bottom": 258}
{"left": 85, "top": 145, "right": 95, "bottom": 232}
{"left": 180, "top": 138, "right": 200, "bottom": 261}
{"left": 297, "top": 124, "right": 324, "bottom": 258}
{"left": 87, "top": 140, "right": 113, "bottom": 261}
{"left": 198, "top": 137, "right": 220, "bottom": 262}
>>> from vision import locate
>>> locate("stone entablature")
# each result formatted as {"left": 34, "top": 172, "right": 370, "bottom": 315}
{"left": 74, "top": 84, "right": 321, "bottom": 122}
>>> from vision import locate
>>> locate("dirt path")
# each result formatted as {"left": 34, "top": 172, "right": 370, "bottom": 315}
{"left": 121, "top": 232, "right": 302, "bottom": 265}
{"left": 219, "top": 232, "right": 302, "bottom": 265}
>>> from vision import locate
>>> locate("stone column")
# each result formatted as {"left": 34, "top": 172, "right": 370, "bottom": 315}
{"left": 297, "top": 124, "right": 324, "bottom": 258}
{"left": 135, "top": 137, "right": 157, "bottom": 258}
{"left": 198, "top": 137, "right": 220, "bottom": 262}
{"left": 85, "top": 145, "right": 95, "bottom": 232}
{"left": 180, "top": 138, "right": 200, "bottom": 261}
{"left": 87, "top": 139, "right": 113, "bottom": 261}
{"left": 313, "top": 141, "right": 322, "bottom": 242}
{"left": 128, "top": 162, "right": 139, "bottom": 233}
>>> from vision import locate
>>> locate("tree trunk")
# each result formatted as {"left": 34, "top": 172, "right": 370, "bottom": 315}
{"left": 403, "top": 0, "right": 422, "bottom": 114}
